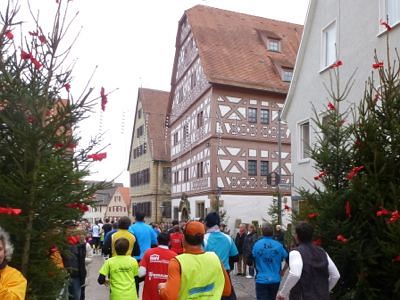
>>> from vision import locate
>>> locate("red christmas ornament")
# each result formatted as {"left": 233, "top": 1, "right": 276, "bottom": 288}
{"left": 284, "top": 204, "right": 291, "bottom": 211}
{"left": 327, "top": 102, "right": 335, "bottom": 110}
{"left": 346, "top": 165, "right": 364, "bottom": 180}
{"left": 376, "top": 207, "right": 391, "bottom": 217}
{"left": 0, "top": 207, "right": 22, "bottom": 215}
{"left": 63, "top": 83, "right": 71, "bottom": 92}
{"left": 313, "top": 238, "right": 322, "bottom": 246}
{"left": 308, "top": 213, "right": 319, "bottom": 219}
{"left": 380, "top": 20, "right": 392, "bottom": 31}
{"left": 336, "top": 234, "right": 348, "bottom": 243}
{"left": 331, "top": 60, "right": 343, "bottom": 68}
{"left": 372, "top": 62, "right": 384, "bottom": 69}
{"left": 38, "top": 35, "right": 47, "bottom": 44}
{"left": 21, "top": 50, "right": 32, "bottom": 60}
{"left": 387, "top": 210, "right": 400, "bottom": 224}
{"left": 88, "top": 152, "right": 107, "bottom": 161}
{"left": 100, "top": 87, "right": 108, "bottom": 111}
{"left": 5, "top": 30, "right": 14, "bottom": 39}
{"left": 30, "top": 57, "right": 42, "bottom": 70}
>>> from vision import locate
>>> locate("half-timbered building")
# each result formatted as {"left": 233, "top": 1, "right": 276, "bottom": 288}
{"left": 128, "top": 88, "right": 171, "bottom": 223}
{"left": 168, "top": 5, "right": 303, "bottom": 229}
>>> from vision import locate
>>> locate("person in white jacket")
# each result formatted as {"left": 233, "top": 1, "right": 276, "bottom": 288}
{"left": 277, "top": 222, "right": 340, "bottom": 300}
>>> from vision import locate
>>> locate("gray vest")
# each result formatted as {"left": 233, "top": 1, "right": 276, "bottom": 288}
{"left": 289, "top": 243, "right": 330, "bottom": 300}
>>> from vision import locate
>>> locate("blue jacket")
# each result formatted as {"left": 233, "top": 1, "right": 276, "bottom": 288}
{"left": 204, "top": 230, "right": 238, "bottom": 271}
{"left": 128, "top": 221, "right": 157, "bottom": 260}
{"left": 252, "top": 236, "right": 288, "bottom": 284}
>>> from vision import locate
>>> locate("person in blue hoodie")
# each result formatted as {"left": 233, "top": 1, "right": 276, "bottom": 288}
{"left": 128, "top": 212, "right": 157, "bottom": 261}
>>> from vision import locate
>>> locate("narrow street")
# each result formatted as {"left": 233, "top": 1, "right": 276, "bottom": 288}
{"left": 85, "top": 255, "right": 256, "bottom": 300}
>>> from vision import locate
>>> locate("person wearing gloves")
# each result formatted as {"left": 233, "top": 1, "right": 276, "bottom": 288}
{"left": 276, "top": 222, "right": 340, "bottom": 300}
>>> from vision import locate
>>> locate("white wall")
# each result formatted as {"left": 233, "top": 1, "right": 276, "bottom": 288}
{"left": 285, "top": 0, "right": 400, "bottom": 194}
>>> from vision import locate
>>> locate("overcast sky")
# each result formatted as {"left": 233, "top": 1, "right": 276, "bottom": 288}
{"left": 13, "top": 0, "right": 309, "bottom": 186}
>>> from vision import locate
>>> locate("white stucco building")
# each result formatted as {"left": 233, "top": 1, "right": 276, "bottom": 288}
{"left": 282, "top": 0, "right": 400, "bottom": 199}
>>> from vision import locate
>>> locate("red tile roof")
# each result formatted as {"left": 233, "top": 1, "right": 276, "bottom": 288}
{"left": 138, "top": 88, "right": 170, "bottom": 161}
{"left": 185, "top": 5, "right": 303, "bottom": 94}
{"left": 117, "top": 186, "right": 131, "bottom": 209}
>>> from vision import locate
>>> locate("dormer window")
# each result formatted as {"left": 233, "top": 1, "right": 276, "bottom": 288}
{"left": 282, "top": 68, "right": 293, "bottom": 82}
{"left": 268, "top": 38, "right": 280, "bottom": 52}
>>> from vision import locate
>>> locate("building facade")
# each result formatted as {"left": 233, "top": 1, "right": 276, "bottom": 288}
{"left": 282, "top": 0, "right": 400, "bottom": 199}
{"left": 169, "top": 5, "right": 303, "bottom": 230}
{"left": 128, "top": 88, "right": 171, "bottom": 223}
{"left": 104, "top": 186, "right": 130, "bottom": 222}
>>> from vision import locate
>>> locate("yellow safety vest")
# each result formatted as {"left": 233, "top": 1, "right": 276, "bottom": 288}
{"left": 176, "top": 252, "right": 224, "bottom": 300}
{"left": 111, "top": 229, "right": 136, "bottom": 257}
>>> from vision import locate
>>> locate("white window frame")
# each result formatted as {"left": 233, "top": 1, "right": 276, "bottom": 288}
{"left": 282, "top": 68, "right": 293, "bottom": 82}
{"left": 321, "top": 20, "right": 337, "bottom": 70}
{"left": 267, "top": 38, "right": 280, "bottom": 52}
{"left": 298, "top": 119, "right": 311, "bottom": 163}
{"left": 379, "top": 0, "right": 400, "bottom": 33}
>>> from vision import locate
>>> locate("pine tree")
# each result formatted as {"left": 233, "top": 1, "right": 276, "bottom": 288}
{"left": 0, "top": 1, "right": 109, "bottom": 298}
{"left": 298, "top": 46, "right": 400, "bottom": 298}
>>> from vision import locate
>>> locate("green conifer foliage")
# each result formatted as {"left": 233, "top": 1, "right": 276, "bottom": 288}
{"left": 299, "top": 49, "right": 400, "bottom": 298}
{"left": 0, "top": 1, "right": 109, "bottom": 298}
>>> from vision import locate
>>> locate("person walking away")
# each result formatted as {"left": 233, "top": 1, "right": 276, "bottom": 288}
{"left": 0, "top": 226, "right": 27, "bottom": 299}
{"left": 158, "top": 221, "right": 232, "bottom": 300}
{"left": 91, "top": 221, "right": 100, "bottom": 254}
{"left": 234, "top": 223, "right": 247, "bottom": 276}
{"left": 98, "top": 238, "right": 139, "bottom": 300}
{"left": 243, "top": 223, "right": 258, "bottom": 279}
{"left": 129, "top": 212, "right": 157, "bottom": 262}
{"left": 62, "top": 221, "right": 87, "bottom": 300}
{"left": 169, "top": 225, "right": 184, "bottom": 255}
{"left": 103, "top": 217, "right": 140, "bottom": 258}
{"left": 276, "top": 222, "right": 340, "bottom": 300}
{"left": 102, "top": 219, "right": 112, "bottom": 237}
{"left": 250, "top": 223, "right": 287, "bottom": 300}
{"left": 139, "top": 232, "right": 177, "bottom": 300}
{"left": 204, "top": 212, "right": 239, "bottom": 300}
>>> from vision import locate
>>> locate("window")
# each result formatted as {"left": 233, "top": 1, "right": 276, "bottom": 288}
{"left": 299, "top": 121, "right": 311, "bottom": 160}
{"left": 282, "top": 69, "right": 293, "bottom": 82}
{"left": 137, "top": 125, "right": 144, "bottom": 137}
{"left": 196, "top": 202, "right": 205, "bottom": 219}
{"left": 133, "top": 202, "right": 151, "bottom": 217}
{"left": 268, "top": 38, "right": 280, "bottom": 52}
{"left": 173, "top": 132, "right": 178, "bottom": 146}
{"left": 178, "top": 89, "right": 183, "bottom": 104}
{"left": 130, "top": 168, "right": 150, "bottom": 186}
{"left": 191, "top": 72, "right": 197, "bottom": 89}
{"left": 174, "top": 171, "right": 179, "bottom": 184}
{"left": 248, "top": 160, "right": 257, "bottom": 176}
{"left": 197, "top": 162, "right": 204, "bottom": 178}
{"left": 260, "top": 109, "right": 270, "bottom": 124}
{"left": 183, "top": 124, "right": 189, "bottom": 143}
{"left": 184, "top": 167, "right": 189, "bottom": 182}
{"left": 261, "top": 161, "right": 269, "bottom": 176}
{"left": 163, "top": 167, "right": 171, "bottom": 184}
{"left": 385, "top": 0, "right": 400, "bottom": 26}
{"left": 248, "top": 108, "right": 257, "bottom": 123}
{"left": 162, "top": 201, "right": 172, "bottom": 218}
{"left": 322, "top": 21, "right": 336, "bottom": 68}
{"left": 173, "top": 207, "right": 179, "bottom": 220}
{"left": 196, "top": 111, "right": 204, "bottom": 128}
{"left": 137, "top": 109, "right": 142, "bottom": 119}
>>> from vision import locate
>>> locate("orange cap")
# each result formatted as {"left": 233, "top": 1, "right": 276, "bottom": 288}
{"left": 184, "top": 221, "right": 205, "bottom": 237}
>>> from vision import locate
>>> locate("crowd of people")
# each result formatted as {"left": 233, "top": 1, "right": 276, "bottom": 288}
{"left": 0, "top": 213, "right": 340, "bottom": 300}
